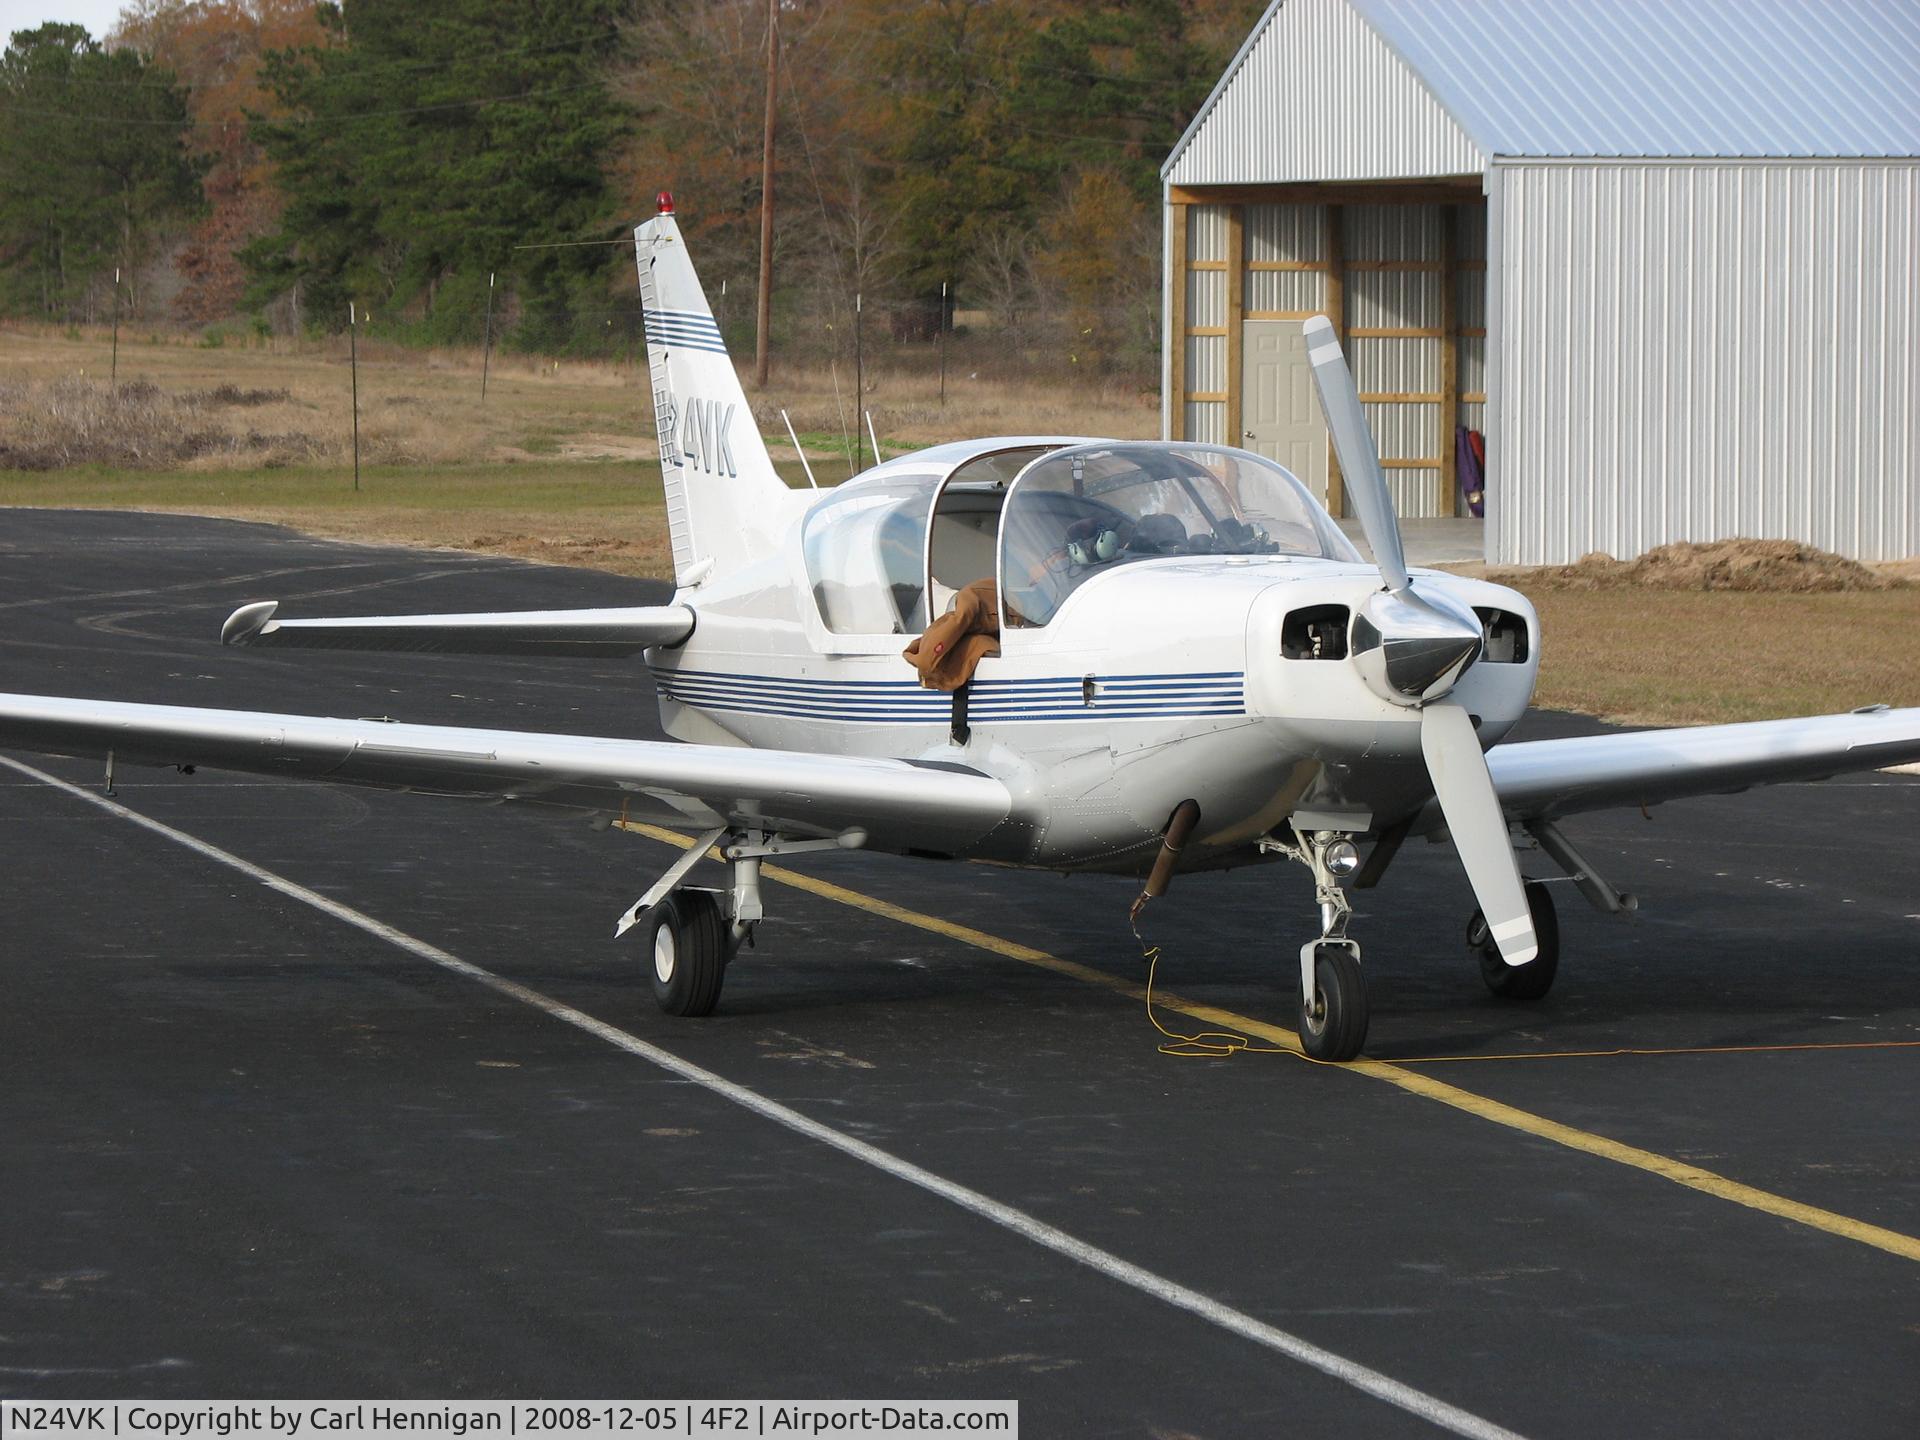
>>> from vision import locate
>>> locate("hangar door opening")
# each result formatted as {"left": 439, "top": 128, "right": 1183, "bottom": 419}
{"left": 1169, "top": 192, "right": 1487, "bottom": 519}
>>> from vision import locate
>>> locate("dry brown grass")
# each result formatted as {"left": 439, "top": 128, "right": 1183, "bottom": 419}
{"left": 1443, "top": 541, "right": 1919, "bottom": 722}
{"left": 0, "top": 322, "right": 1155, "bottom": 474}
{"left": 745, "top": 365, "right": 1160, "bottom": 451}
{"left": 1486, "top": 570, "right": 1920, "bottom": 726}
{"left": 0, "top": 324, "right": 651, "bottom": 470}
{"left": 1, "top": 377, "right": 336, "bottom": 470}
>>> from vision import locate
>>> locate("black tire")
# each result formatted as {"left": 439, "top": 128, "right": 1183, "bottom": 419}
{"left": 1298, "top": 945, "right": 1369, "bottom": 1062}
{"left": 1471, "top": 879, "right": 1560, "bottom": 1001}
{"left": 646, "top": 890, "right": 727, "bottom": 1017}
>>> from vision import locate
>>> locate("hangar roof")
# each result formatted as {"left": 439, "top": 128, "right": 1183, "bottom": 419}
{"left": 1166, "top": 0, "right": 1920, "bottom": 180}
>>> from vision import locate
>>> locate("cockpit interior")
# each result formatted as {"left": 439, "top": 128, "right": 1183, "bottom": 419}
{"left": 800, "top": 441, "right": 1358, "bottom": 637}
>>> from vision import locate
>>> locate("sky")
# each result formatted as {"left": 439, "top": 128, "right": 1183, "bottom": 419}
{"left": 1, "top": 0, "right": 132, "bottom": 43}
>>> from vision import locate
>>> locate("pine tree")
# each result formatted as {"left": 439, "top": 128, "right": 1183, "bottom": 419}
{"left": 0, "top": 22, "right": 202, "bottom": 319}
{"left": 246, "top": 0, "right": 630, "bottom": 347}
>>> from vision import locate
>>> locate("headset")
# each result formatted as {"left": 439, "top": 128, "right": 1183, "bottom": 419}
{"left": 1066, "top": 520, "right": 1121, "bottom": 567}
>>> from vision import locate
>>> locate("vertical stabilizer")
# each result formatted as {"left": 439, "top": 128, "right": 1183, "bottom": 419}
{"left": 634, "top": 197, "right": 794, "bottom": 587}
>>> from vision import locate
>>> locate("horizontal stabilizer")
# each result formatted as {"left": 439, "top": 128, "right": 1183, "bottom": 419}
{"left": 221, "top": 601, "right": 695, "bottom": 658}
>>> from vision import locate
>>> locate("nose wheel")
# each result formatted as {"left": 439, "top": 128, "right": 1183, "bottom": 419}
{"left": 1298, "top": 940, "right": 1369, "bottom": 1061}
{"left": 1265, "top": 826, "right": 1372, "bottom": 1062}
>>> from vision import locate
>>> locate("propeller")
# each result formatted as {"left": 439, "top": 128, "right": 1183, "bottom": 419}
{"left": 1301, "top": 315, "right": 1536, "bottom": 966}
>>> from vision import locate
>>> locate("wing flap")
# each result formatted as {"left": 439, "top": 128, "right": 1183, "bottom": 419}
{"left": 221, "top": 601, "right": 695, "bottom": 657}
{"left": 0, "top": 691, "right": 1009, "bottom": 850}
{"left": 1484, "top": 707, "right": 1920, "bottom": 822}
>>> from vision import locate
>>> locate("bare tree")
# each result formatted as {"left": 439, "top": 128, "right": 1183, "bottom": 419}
{"left": 967, "top": 219, "right": 1037, "bottom": 346}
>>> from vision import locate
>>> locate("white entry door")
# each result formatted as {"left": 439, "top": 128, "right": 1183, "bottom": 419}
{"left": 1240, "top": 319, "right": 1328, "bottom": 504}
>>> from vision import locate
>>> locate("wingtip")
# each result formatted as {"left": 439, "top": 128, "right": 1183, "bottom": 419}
{"left": 221, "top": 600, "right": 278, "bottom": 647}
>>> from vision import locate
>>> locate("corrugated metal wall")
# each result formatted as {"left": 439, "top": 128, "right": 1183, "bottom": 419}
{"left": 1491, "top": 160, "right": 1920, "bottom": 564}
{"left": 1165, "top": 0, "right": 1483, "bottom": 186}
{"left": 1348, "top": 204, "right": 1448, "bottom": 517}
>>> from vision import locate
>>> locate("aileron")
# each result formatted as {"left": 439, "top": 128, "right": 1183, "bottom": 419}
{"left": 0, "top": 691, "right": 1011, "bottom": 853}
{"left": 1483, "top": 707, "right": 1920, "bottom": 822}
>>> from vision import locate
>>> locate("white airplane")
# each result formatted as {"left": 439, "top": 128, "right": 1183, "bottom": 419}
{"left": 3, "top": 195, "right": 1916, "bottom": 1061}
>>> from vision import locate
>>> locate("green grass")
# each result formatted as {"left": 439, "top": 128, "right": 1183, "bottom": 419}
{"left": 0, "top": 457, "right": 819, "bottom": 512}
{"left": 785, "top": 430, "right": 930, "bottom": 468}
{"left": 0, "top": 457, "right": 821, "bottom": 579}
{"left": 3, "top": 460, "right": 648, "bottom": 511}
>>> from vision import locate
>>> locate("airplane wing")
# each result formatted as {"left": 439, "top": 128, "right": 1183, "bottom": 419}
{"left": 0, "top": 692, "right": 1009, "bottom": 853}
{"left": 1480, "top": 707, "right": 1920, "bottom": 822}
{"left": 220, "top": 600, "right": 695, "bottom": 657}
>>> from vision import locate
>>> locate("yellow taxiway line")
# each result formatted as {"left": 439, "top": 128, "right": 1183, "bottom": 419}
{"left": 618, "top": 822, "right": 1920, "bottom": 1266}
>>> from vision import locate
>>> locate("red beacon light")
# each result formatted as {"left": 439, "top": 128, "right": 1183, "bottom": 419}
{"left": 656, "top": 191, "right": 675, "bottom": 216}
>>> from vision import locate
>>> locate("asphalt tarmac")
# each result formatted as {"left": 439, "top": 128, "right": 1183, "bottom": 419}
{"left": 1, "top": 510, "right": 1915, "bottom": 1437}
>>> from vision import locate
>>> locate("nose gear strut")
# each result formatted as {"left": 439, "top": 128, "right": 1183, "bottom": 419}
{"left": 1262, "top": 824, "right": 1370, "bottom": 1061}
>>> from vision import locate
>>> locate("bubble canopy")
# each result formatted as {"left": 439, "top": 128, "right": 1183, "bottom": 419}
{"left": 998, "top": 443, "right": 1361, "bottom": 626}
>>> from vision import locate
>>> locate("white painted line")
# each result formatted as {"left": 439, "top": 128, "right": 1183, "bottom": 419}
{"left": 1, "top": 753, "right": 1527, "bottom": 1440}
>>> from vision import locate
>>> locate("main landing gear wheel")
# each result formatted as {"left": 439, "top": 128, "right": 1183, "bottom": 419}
{"left": 1298, "top": 944, "right": 1369, "bottom": 1062}
{"left": 1471, "top": 879, "right": 1560, "bottom": 1000}
{"left": 646, "top": 889, "right": 728, "bottom": 1017}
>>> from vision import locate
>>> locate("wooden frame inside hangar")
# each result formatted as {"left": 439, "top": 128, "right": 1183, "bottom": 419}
{"left": 1167, "top": 180, "right": 1485, "bottom": 521}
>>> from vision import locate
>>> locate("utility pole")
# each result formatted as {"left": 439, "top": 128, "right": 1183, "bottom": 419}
{"left": 753, "top": 0, "right": 778, "bottom": 388}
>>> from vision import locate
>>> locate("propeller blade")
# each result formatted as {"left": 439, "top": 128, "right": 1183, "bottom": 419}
{"left": 1302, "top": 314, "right": 1410, "bottom": 593}
{"left": 1420, "top": 699, "right": 1536, "bottom": 966}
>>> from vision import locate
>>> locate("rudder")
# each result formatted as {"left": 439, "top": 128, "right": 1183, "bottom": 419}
{"left": 634, "top": 196, "right": 795, "bottom": 588}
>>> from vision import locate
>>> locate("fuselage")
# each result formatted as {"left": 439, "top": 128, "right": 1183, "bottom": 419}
{"left": 644, "top": 440, "right": 1539, "bottom": 874}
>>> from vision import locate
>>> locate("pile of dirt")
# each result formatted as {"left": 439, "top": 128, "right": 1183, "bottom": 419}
{"left": 1498, "top": 539, "right": 1905, "bottom": 593}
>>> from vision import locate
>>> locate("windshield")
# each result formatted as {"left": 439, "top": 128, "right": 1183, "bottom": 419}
{"left": 999, "top": 444, "right": 1358, "bottom": 626}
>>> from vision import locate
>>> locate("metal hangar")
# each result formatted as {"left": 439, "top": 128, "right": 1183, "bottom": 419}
{"left": 1161, "top": 0, "right": 1920, "bottom": 564}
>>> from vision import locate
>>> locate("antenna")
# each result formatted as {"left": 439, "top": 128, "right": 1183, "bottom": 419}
{"left": 781, "top": 409, "right": 818, "bottom": 489}
{"left": 864, "top": 410, "right": 882, "bottom": 467}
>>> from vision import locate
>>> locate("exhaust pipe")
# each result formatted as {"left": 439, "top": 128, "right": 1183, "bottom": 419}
{"left": 1130, "top": 799, "right": 1201, "bottom": 923}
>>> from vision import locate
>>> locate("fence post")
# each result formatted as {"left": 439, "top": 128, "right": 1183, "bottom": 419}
{"left": 480, "top": 271, "right": 495, "bottom": 403}
{"left": 349, "top": 301, "right": 361, "bottom": 493}
{"left": 853, "top": 291, "right": 864, "bottom": 473}
{"left": 110, "top": 267, "right": 120, "bottom": 390}
{"left": 938, "top": 279, "right": 948, "bottom": 408}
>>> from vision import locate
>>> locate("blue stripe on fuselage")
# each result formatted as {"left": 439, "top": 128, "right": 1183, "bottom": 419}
{"left": 648, "top": 666, "right": 1245, "bottom": 724}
